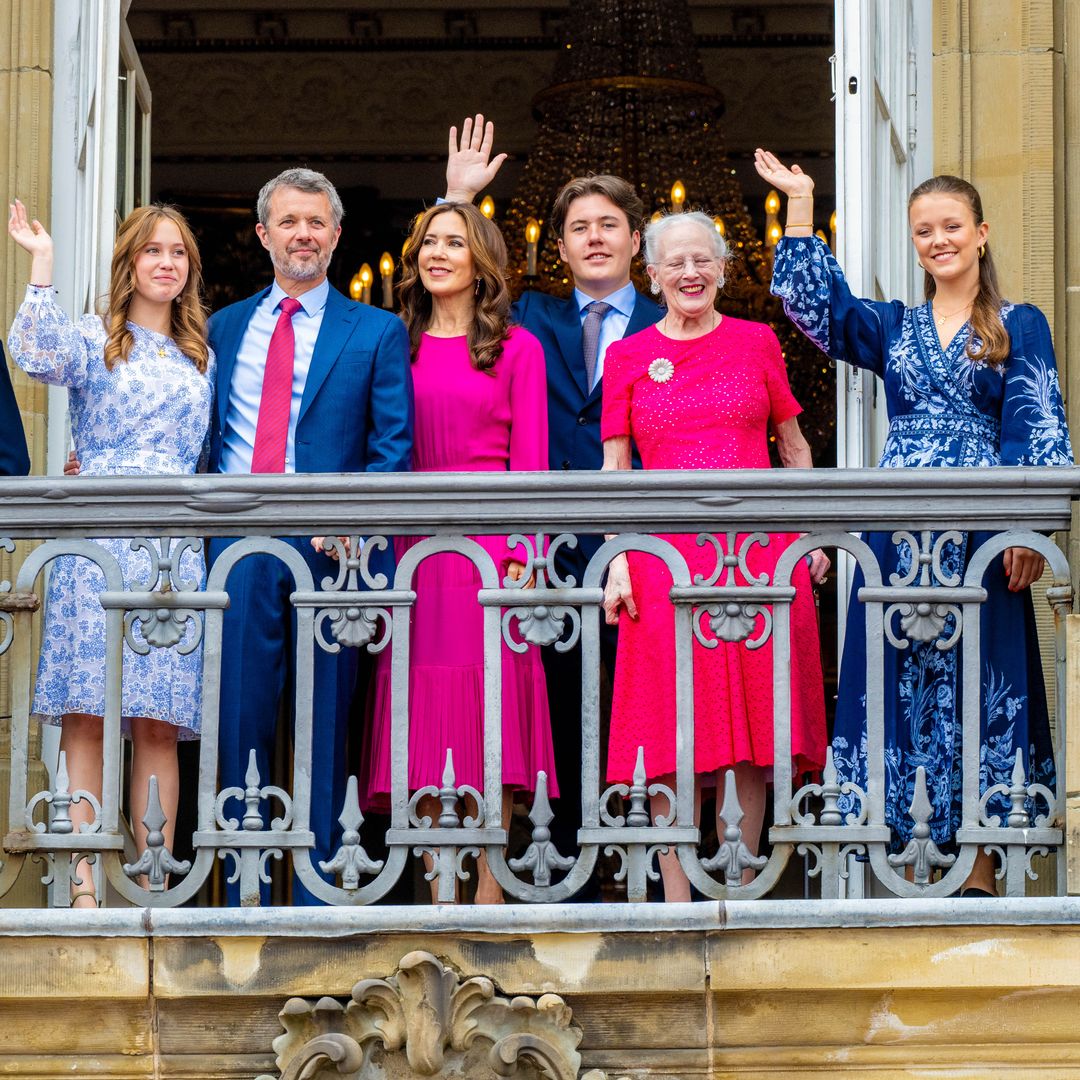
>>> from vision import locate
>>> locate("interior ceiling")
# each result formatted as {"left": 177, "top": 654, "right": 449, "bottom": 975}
{"left": 128, "top": 1, "right": 835, "bottom": 209}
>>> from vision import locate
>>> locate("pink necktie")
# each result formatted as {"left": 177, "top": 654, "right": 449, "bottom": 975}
{"left": 250, "top": 296, "right": 302, "bottom": 473}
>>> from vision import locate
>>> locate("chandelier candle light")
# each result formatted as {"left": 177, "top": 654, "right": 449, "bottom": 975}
{"left": 358, "top": 263, "right": 373, "bottom": 305}
{"left": 479, "top": 195, "right": 495, "bottom": 220}
{"left": 525, "top": 218, "right": 541, "bottom": 277}
{"left": 379, "top": 252, "right": 394, "bottom": 309}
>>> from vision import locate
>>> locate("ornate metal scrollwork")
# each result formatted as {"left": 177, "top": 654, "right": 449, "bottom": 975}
{"left": 500, "top": 532, "right": 582, "bottom": 652}
{"left": 316, "top": 603, "right": 391, "bottom": 653}
{"left": 257, "top": 950, "right": 620, "bottom": 1080}
{"left": 122, "top": 775, "right": 191, "bottom": 889}
{"left": 700, "top": 769, "right": 768, "bottom": 886}
{"left": 124, "top": 536, "right": 204, "bottom": 654}
{"left": 0, "top": 536, "right": 14, "bottom": 657}
{"left": 508, "top": 771, "right": 574, "bottom": 886}
{"left": 409, "top": 749, "right": 484, "bottom": 902}
{"left": 886, "top": 766, "right": 956, "bottom": 885}
{"left": 884, "top": 599, "right": 962, "bottom": 650}
{"left": 25, "top": 750, "right": 101, "bottom": 835}
{"left": 693, "top": 601, "right": 772, "bottom": 649}
{"left": 318, "top": 775, "right": 384, "bottom": 889}
{"left": 313, "top": 535, "right": 393, "bottom": 653}
{"left": 791, "top": 747, "right": 868, "bottom": 826}
{"left": 693, "top": 531, "right": 771, "bottom": 588}
{"left": 884, "top": 530, "right": 964, "bottom": 650}
{"left": 979, "top": 747, "right": 1055, "bottom": 829}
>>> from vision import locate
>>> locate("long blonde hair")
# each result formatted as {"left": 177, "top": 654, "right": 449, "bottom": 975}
{"left": 908, "top": 175, "right": 1008, "bottom": 367}
{"left": 397, "top": 202, "right": 511, "bottom": 374}
{"left": 103, "top": 205, "right": 209, "bottom": 374}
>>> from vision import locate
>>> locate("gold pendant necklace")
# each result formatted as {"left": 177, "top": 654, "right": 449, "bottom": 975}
{"left": 933, "top": 303, "right": 971, "bottom": 327}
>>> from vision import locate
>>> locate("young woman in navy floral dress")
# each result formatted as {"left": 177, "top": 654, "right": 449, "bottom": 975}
{"left": 8, "top": 199, "right": 213, "bottom": 905}
{"left": 754, "top": 150, "right": 1073, "bottom": 896}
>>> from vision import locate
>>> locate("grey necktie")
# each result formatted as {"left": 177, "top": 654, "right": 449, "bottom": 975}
{"left": 581, "top": 301, "right": 612, "bottom": 391}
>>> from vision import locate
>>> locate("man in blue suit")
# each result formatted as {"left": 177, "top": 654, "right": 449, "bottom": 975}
{"left": 0, "top": 345, "right": 31, "bottom": 476}
{"left": 445, "top": 118, "right": 661, "bottom": 862}
{"left": 208, "top": 168, "right": 412, "bottom": 904}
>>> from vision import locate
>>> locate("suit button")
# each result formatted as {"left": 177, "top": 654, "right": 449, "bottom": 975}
{"left": 577, "top": 416, "right": 587, "bottom": 425}
{"left": 561, "top": 460, "right": 571, "bottom": 470}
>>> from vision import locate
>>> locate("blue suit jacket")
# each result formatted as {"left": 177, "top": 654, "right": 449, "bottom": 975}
{"left": 207, "top": 283, "right": 413, "bottom": 476}
{"left": 511, "top": 289, "right": 661, "bottom": 473}
{"left": 511, "top": 288, "right": 661, "bottom": 579}
{"left": 0, "top": 343, "right": 30, "bottom": 476}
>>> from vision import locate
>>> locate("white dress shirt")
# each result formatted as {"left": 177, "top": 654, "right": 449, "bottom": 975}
{"left": 219, "top": 279, "right": 329, "bottom": 475}
{"left": 574, "top": 280, "right": 638, "bottom": 390}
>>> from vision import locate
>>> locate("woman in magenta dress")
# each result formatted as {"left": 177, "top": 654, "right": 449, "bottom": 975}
{"left": 601, "top": 211, "right": 828, "bottom": 901}
{"left": 359, "top": 202, "right": 556, "bottom": 903}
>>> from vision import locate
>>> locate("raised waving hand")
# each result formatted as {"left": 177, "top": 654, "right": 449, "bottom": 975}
{"left": 8, "top": 199, "right": 54, "bottom": 285}
{"left": 752, "top": 149, "right": 815, "bottom": 198}
{"left": 445, "top": 114, "right": 507, "bottom": 203}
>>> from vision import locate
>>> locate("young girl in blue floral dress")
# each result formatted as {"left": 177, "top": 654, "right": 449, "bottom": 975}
{"left": 7, "top": 199, "right": 213, "bottom": 905}
{"left": 754, "top": 150, "right": 1073, "bottom": 896}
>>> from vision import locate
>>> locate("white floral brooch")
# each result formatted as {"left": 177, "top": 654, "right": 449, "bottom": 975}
{"left": 648, "top": 357, "right": 674, "bottom": 383}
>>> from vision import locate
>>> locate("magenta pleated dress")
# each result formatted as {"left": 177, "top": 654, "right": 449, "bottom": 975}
{"left": 360, "top": 327, "right": 558, "bottom": 810}
{"left": 601, "top": 318, "right": 827, "bottom": 783}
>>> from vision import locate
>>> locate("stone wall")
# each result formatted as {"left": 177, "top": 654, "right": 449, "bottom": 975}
{"left": 0, "top": 0, "right": 49, "bottom": 908}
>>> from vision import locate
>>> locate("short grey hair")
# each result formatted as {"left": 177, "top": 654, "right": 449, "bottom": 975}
{"left": 644, "top": 210, "right": 729, "bottom": 267}
{"left": 256, "top": 168, "right": 344, "bottom": 230}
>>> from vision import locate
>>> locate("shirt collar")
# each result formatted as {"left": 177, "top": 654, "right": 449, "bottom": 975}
{"left": 574, "top": 280, "right": 637, "bottom": 319}
{"left": 268, "top": 277, "right": 329, "bottom": 318}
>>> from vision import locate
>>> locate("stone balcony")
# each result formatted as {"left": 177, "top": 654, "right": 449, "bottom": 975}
{"left": 0, "top": 468, "right": 1078, "bottom": 1078}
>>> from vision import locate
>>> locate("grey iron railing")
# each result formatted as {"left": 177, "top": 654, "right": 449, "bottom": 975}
{"left": 0, "top": 467, "right": 1075, "bottom": 906}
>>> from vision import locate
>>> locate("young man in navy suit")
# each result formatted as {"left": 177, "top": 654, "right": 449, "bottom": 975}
{"left": 208, "top": 168, "right": 412, "bottom": 904}
{"left": 0, "top": 344, "right": 30, "bottom": 476}
{"left": 445, "top": 117, "right": 662, "bottom": 867}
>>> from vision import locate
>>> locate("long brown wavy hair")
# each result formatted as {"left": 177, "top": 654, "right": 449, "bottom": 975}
{"left": 103, "top": 205, "right": 209, "bottom": 374}
{"left": 908, "top": 175, "right": 1008, "bottom": 367}
{"left": 398, "top": 202, "right": 511, "bottom": 374}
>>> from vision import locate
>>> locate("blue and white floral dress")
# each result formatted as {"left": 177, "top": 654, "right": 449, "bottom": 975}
{"left": 8, "top": 286, "right": 214, "bottom": 738}
{"left": 772, "top": 235, "right": 1073, "bottom": 846}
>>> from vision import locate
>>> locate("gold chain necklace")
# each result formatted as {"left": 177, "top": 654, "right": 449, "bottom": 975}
{"left": 933, "top": 302, "right": 972, "bottom": 327}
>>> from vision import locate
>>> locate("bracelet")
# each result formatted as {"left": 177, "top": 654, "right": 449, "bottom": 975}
{"left": 787, "top": 194, "right": 812, "bottom": 200}
{"left": 784, "top": 222, "right": 814, "bottom": 229}
{"left": 29, "top": 282, "right": 52, "bottom": 289}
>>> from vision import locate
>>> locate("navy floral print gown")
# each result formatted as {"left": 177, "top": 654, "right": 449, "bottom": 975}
{"left": 772, "top": 235, "right": 1073, "bottom": 846}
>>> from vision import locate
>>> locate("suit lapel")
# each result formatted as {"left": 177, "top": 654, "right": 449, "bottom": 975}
{"left": 298, "top": 286, "right": 358, "bottom": 425}
{"left": 215, "top": 287, "right": 269, "bottom": 433}
{"left": 625, "top": 291, "right": 661, "bottom": 337}
{"left": 552, "top": 295, "right": 588, "bottom": 398}
{"left": 584, "top": 290, "right": 659, "bottom": 406}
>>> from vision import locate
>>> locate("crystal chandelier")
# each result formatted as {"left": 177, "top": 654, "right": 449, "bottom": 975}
{"left": 501, "top": 0, "right": 834, "bottom": 459}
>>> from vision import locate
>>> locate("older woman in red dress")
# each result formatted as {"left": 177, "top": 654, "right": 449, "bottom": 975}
{"left": 601, "top": 211, "right": 828, "bottom": 901}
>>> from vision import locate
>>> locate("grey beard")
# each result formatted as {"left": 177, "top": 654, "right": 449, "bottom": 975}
{"left": 277, "top": 251, "right": 331, "bottom": 281}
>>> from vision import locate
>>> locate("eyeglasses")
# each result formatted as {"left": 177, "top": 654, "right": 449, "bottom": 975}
{"left": 659, "top": 255, "right": 718, "bottom": 274}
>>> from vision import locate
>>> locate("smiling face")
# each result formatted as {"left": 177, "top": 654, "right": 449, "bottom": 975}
{"left": 557, "top": 193, "right": 640, "bottom": 299}
{"left": 256, "top": 187, "right": 341, "bottom": 290}
{"left": 909, "top": 192, "right": 988, "bottom": 289}
{"left": 417, "top": 210, "right": 476, "bottom": 299}
{"left": 131, "top": 218, "right": 189, "bottom": 305}
{"left": 647, "top": 219, "right": 723, "bottom": 320}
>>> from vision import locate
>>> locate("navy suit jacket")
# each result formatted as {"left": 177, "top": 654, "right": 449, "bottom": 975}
{"left": 0, "top": 343, "right": 30, "bottom": 476}
{"left": 207, "top": 283, "right": 413, "bottom": 476}
{"left": 512, "top": 288, "right": 661, "bottom": 579}
{"left": 511, "top": 289, "right": 661, "bottom": 474}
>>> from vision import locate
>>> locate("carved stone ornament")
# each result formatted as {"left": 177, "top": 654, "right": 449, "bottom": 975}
{"left": 257, "top": 950, "right": 627, "bottom": 1080}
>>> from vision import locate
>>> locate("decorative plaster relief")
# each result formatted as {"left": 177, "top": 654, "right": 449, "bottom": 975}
{"left": 257, "top": 950, "right": 628, "bottom": 1079}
